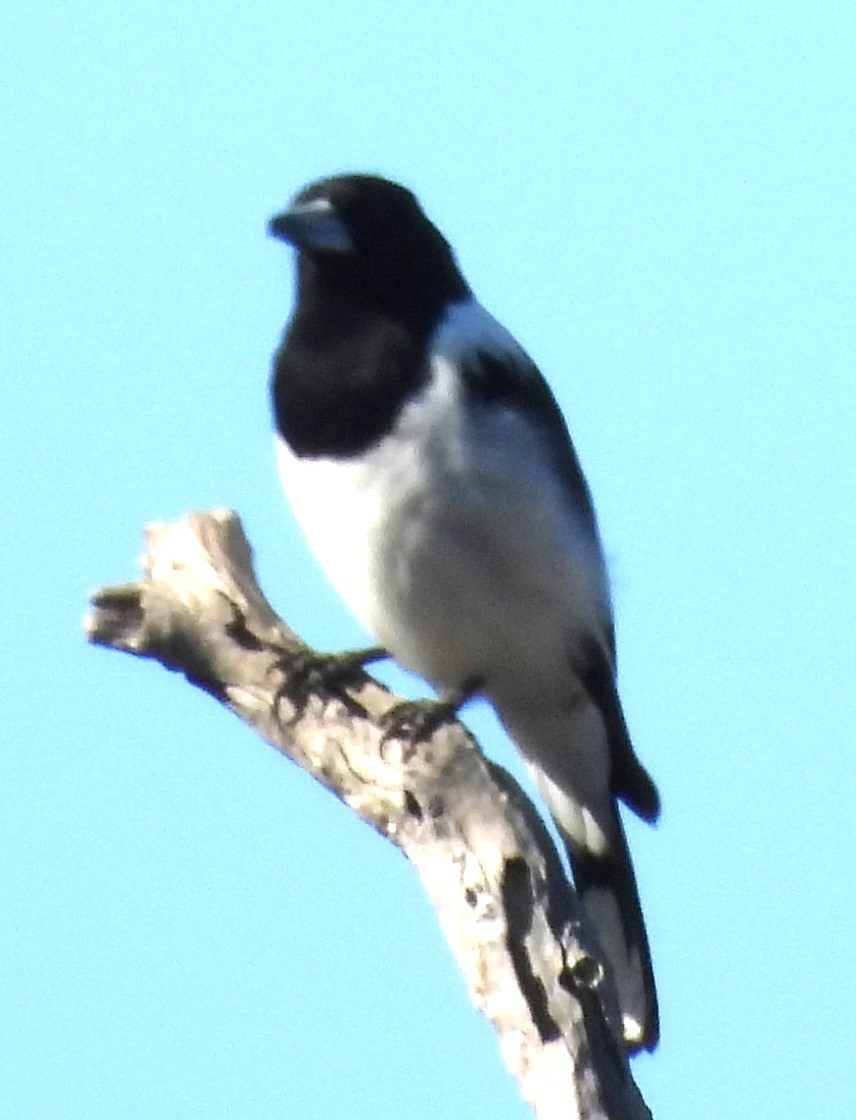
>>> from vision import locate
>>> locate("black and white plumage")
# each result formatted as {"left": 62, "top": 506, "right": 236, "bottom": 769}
{"left": 268, "top": 174, "right": 661, "bottom": 1052}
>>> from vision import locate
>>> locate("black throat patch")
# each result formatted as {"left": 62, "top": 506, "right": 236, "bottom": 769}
{"left": 271, "top": 293, "right": 434, "bottom": 460}
{"left": 271, "top": 233, "right": 469, "bottom": 459}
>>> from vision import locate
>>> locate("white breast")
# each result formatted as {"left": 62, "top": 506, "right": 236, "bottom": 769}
{"left": 276, "top": 300, "right": 609, "bottom": 699}
{"left": 274, "top": 355, "right": 467, "bottom": 659}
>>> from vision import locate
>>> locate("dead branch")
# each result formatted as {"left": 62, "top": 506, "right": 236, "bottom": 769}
{"left": 84, "top": 509, "right": 652, "bottom": 1120}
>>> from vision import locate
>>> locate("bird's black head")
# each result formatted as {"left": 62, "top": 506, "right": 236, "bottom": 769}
{"left": 268, "top": 174, "right": 470, "bottom": 316}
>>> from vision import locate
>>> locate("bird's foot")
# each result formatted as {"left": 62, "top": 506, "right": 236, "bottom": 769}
{"left": 381, "top": 677, "right": 483, "bottom": 744}
{"left": 381, "top": 698, "right": 459, "bottom": 743}
{"left": 275, "top": 645, "right": 388, "bottom": 710}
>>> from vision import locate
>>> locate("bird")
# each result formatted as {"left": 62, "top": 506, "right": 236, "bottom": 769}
{"left": 267, "top": 173, "right": 661, "bottom": 1052}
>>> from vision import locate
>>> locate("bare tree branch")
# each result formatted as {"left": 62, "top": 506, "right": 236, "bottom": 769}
{"left": 84, "top": 509, "right": 653, "bottom": 1120}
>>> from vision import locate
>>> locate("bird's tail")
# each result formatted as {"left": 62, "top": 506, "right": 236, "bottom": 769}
{"left": 563, "top": 809, "right": 659, "bottom": 1052}
{"left": 497, "top": 698, "right": 659, "bottom": 1052}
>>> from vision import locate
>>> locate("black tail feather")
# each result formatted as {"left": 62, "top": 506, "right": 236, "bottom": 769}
{"left": 564, "top": 813, "right": 659, "bottom": 1053}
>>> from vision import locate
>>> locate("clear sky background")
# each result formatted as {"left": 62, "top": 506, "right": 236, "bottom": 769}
{"left": 2, "top": 3, "right": 854, "bottom": 1117}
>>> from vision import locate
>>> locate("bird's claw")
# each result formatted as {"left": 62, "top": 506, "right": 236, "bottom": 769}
{"left": 381, "top": 696, "right": 463, "bottom": 744}
{"left": 275, "top": 645, "right": 388, "bottom": 710}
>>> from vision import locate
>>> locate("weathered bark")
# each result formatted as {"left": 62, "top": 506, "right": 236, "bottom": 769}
{"left": 84, "top": 509, "right": 652, "bottom": 1120}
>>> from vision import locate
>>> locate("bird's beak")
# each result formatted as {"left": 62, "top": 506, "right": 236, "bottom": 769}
{"left": 267, "top": 198, "right": 353, "bottom": 253}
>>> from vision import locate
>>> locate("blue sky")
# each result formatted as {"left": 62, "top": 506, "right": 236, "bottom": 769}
{"left": 2, "top": 3, "right": 855, "bottom": 1117}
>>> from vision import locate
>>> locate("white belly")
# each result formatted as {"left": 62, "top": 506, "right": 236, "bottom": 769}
{"left": 276, "top": 352, "right": 609, "bottom": 700}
